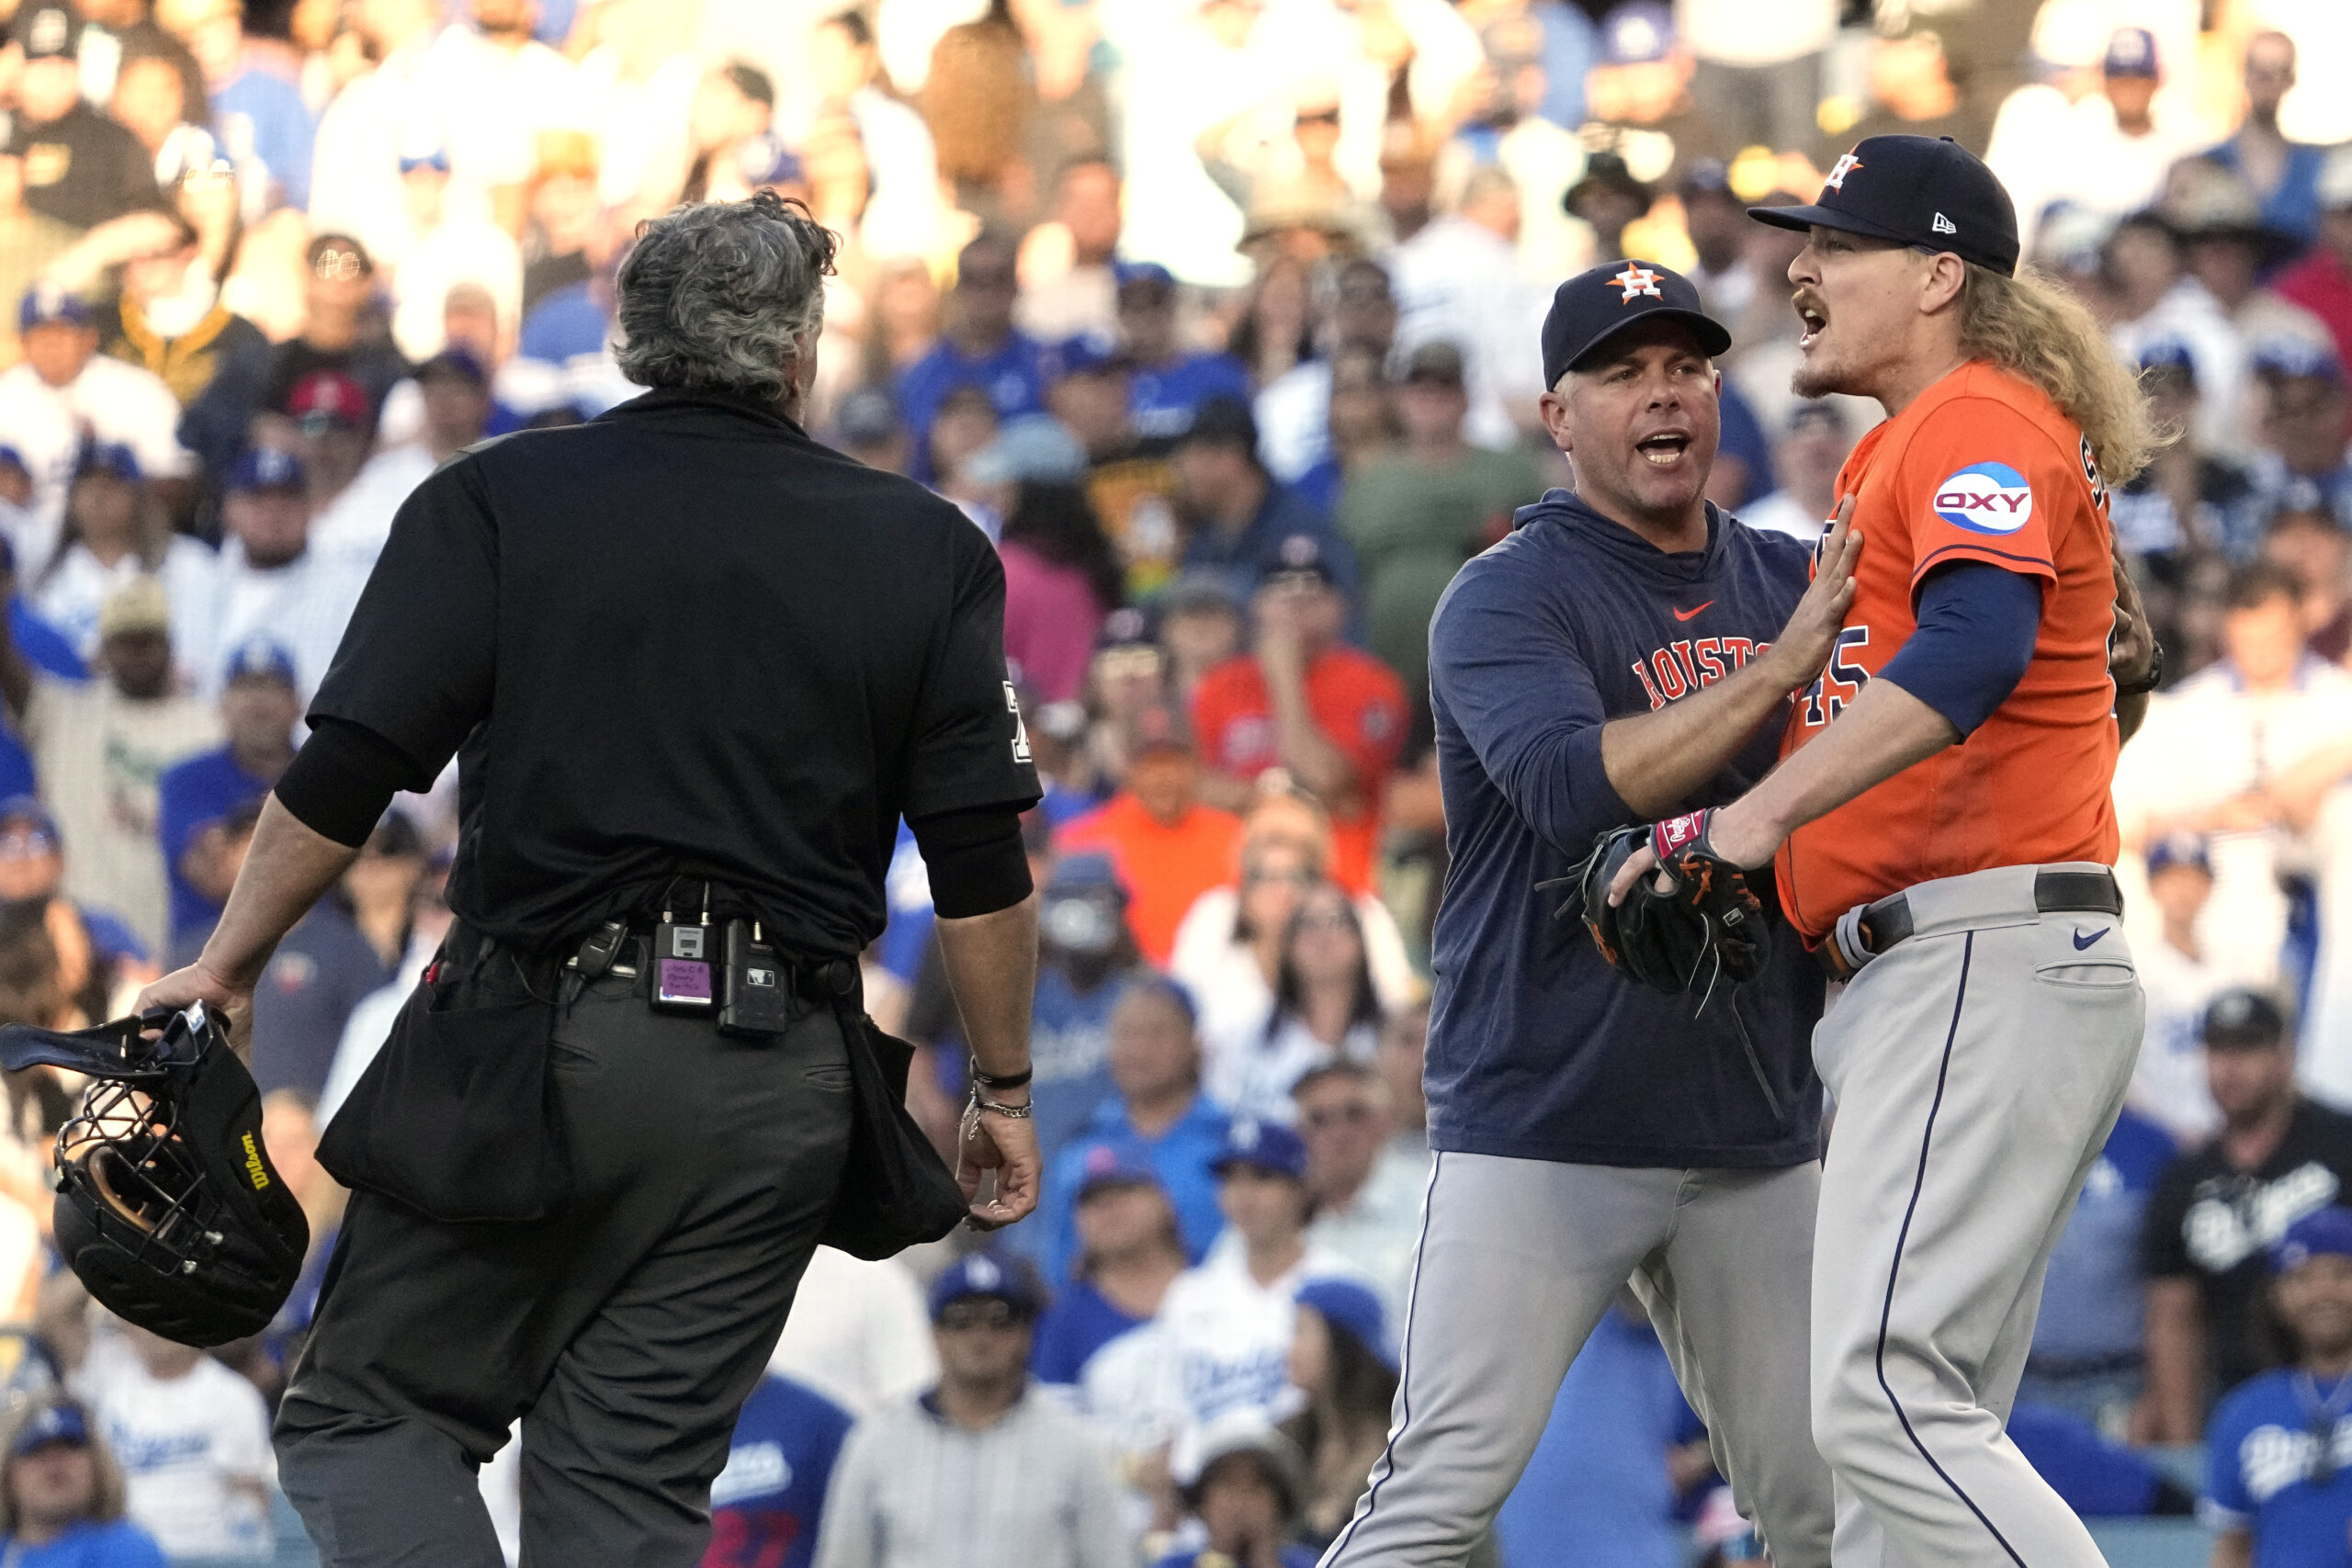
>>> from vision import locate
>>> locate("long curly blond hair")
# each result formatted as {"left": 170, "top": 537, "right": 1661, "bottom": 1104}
{"left": 1956, "top": 262, "right": 2165, "bottom": 486}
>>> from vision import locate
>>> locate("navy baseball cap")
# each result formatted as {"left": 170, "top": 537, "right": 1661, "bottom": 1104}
{"left": 927, "top": 1251, "right": 1047, "bottom": 1320}
{"left": 0, "top": 795, "right": 59, "bottom": 847}
{"left": 2143, "top": 833, "right": 2211, "bottom": 877}
{"left": 74, "top": 442, "right": 140, "bottom": 482}
{"left": 2254, "top": 336, "right": 2345, "bottom": 387}
{"left": 1213, "top": 1118, "right": 1309, "bottom": 1181}
{"left": 1750, "top": 134, "right": 2020, "bottom": 278}
{"left": 1540, "top": 259, "right": 1730, "bottom": 389}
{"left": 9, "top": 1402, "right": 87, "bottom": 1458}
{"left": 1177, "top": 395, "right": 1261, "bottom": 457}
{"left": 2137, "top": 337, "right": 2198, "bottom": 379}
{"left": 1115, "top": 261, "right": 1179, "bottom": 299}
{"left": 1259, "top": 531, "right": 1340, "bottom": 589}
{"left": 1296, "top": 1277, "right": 1395, "bottom": 1370}
{"left": 18, "top": 284, "right": 91, "bottom": 333}
{"left": 223, "top": 636, "right": 298, "bottom": 687}
{"left": 226, "top": 446, "right": 306, "bottom": 493}
{"left": 2204, "top": 987, "right": 2288, "bottom": 1050}
{"left": 2272, "top": 1207, "right": 2352, "bottom": 1274}
{"left": 2102, "top": 27, "right": 2159, "bottom": 80}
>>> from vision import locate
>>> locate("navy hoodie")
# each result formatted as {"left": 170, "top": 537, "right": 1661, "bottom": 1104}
{"left": 1424, "top": 491, "right": 1826, "bottom": 1168}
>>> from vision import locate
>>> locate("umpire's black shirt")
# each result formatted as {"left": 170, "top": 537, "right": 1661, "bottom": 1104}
{"left": 311, "top": 388, "right": 1041, "bottom": 958}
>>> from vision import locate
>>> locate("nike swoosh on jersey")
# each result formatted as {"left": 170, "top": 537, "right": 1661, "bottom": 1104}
{"left": 1672, "top": 602, "right": 1714, "bottom": 622}
{"left": 2073, "top": 927, "right": 2109, "bottom": 950}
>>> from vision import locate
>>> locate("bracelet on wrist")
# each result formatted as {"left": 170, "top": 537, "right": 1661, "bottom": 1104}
{"left": 969, "top": 1089, "right": 1034, "bottom": 1121}
{"left": 971, "top": 1065, "right": 1034, "bottom": 1091}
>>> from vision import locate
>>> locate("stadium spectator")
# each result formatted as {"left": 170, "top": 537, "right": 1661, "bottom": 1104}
{"left": 1014, "top": 155, "right": 1121, "bottom": 347}
{"left": 1739, "top": 401, "right": 1848, "bottom": 541}
{"left": 2276, "top": 149, "right": 2352, "bottom": 374}
{"left": 1154, "top": 1417, "right": 1316, "bottom": 1568}
{"left": 199, "top": 446, "right": 372, "bottom": 698}
{"left": 2206, "top": 31, "right": 2329, "bottom": 247}
{"left": 1386, "top": 164, "right": 1546, "bottom": 452}
{"left": 1045, "top": 978, "right": 1233, "bottom": 1281}
{"left": 1170, "top": 398, "right": 1358, "bottom": 615}
{"left": 2265, "top": 506, "right": 2352, "bottom": 659}
{"left": 1032, "top": 1170, "right": 1187, "bottom": 1384}
{"left": 2101, "top": 213, "right": 2245, "bottom": 449}
{"left": 1286, "top": 345, "right": 1397, "bottom": 520}
{"left": 1159, "top": 577, "right": 1246, "bottom": 707}
{"left": 1206, "top": 882, "right": 1381, "bottom": 1126}
{"left": 2130, "top": 835, "right": 2227, "bottom": 1145}
{"left": 811, "top": 1254, "right": 1131, "bottom": 1568}
{"left": 0, "top": 150, "right": 83, "bottom": 370}
{"left": 9, "top": 6, "right": 164, "bottom": 231}
{"left": 157, "top": 0, "right": 315, "bottom": 212}
{"left": 107, "top": 50, "right": 205, "bottom": 188}
{"left": 29, "top": 445, "right": 212, "bottom": 667}
{"left": 1577, "top": 2, "right": 1724, "bottom": 187}
{"left": 1256, "top": 258, "right": 1396, "bottom": 491}
{"left": 2019, "top": 1107, "right": 2177, "bottom": 1436}
{"left": 811, "top": 11, "right": 941, "bottom": 266}
{"left": 1375, "top": 998, "right": 1430, "bottom": 1158}
{"left": 1059, "top": 705, "right": 1241, "bottom": 967}
{"left": 0, "top": 1399, "right": 165, "bottom": 1568}
{"left": 681, "top": 62, "right": 777, "bottom": 207}
{"left": 897, "top": 233, "right": 1047, "bottom": 481}
{"left": 2140, "top": 989, "right": 2352, "bottom": 1441}
{"left": 831, "top": 387, "right": 909, "bottom": 477}
{"left": 101, "top": 214, "right": 275, "bottom": 481}
{"left": 1282, "top": 1277, "right": 1396, "bottom": 1547}
{"left": 998, "top": 476, "right": 1123, "bottom": 704}
{"left": 518, "top": 132, "right": 604, "bottom": 317}
{"left": 2247, "top": 339, "right": 2352, "bottom": 533}
{"left": 2203, "top": 1206, "right": 2352, "bottom": 1562}
{"left": 385, "top": 138, "right": 523, "bottom": 364}
{"left": 707, "top": 1372, "right": 856, "bottom": 1568}
{"left": 1993, "top": 27, "right": 2202, "bottom": 250}
{"left": 1837, "top": 27, "right": 1985, "bottom": 163}
{"left": 75, "top": 1321, "right": 272, "bottom": 1558}
{"left": 311, "top": 348, "right": 492, "bottom": 558}
{"left": 1117, "top": 264, "right": 1252, "bottom": 444}
{"left": 1338, "top": 339, "right": 1544, "bottom": 732}
{"left": 2162, "top": 164, "right": 2332, "bottom": 383}
{"left": 1191, "top": 536, "right": 1405, "bottom": 895}
{"left": 2107, "top": 343, "right": 2266, "bottom": 569}
{"left": 155, "top": 637, "right": 296, "bottom": 953}
{"left": 0, "top": 795, "right": 154, "bottom": 1023}
{"left": 766, "top": 1248, "right": 939, "bottom": 1425}
{"left": 19, "top": 577, "right": 218, "bottom": 957}
{"left": 249, "top": 814, "right": 408, "bottom": 1100}
{"left": 1295, "top": 1062, "right": 1426, "bottom": 1317}
{"left": 415, "top": 0, "right": 580, "bottom": 224}
{"left": 999, "top": 851, "right": 1144, "bottom": 1167}
{"left": 0, "top": 288, "right": 190, "bottom": 581}
{"left": 263, "top": 234, "right": 408, "bottom": 419}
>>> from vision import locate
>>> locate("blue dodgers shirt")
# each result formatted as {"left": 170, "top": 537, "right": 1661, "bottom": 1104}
{"left": 2206, "top": 1367, "right": 2352, "bottom": 1566}
{"left": 895, "top": 333, "right": 1051, "bottom": 480}
{"left": 705, "top": 1374, "right": 856, "bottom": 1568}
{"left": 156, "top": 745, "right": 272, "bottom": 943}
{"left": 0, "top": 1518, "right": 168, "bottom": 1568}
{"left": 1425, "top": 492, "right": 1826, "bottom": 1168}
{"left": 1129, "top": 352, "right": 1253, "bottom": 442}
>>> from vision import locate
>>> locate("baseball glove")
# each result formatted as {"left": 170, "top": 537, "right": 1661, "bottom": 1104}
{"left": 1561, "top": 808, "right": 1769, "bottom": 998}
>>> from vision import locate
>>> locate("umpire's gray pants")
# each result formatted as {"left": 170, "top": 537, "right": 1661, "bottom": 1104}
{"left": 1319, "top": 1152, "right": 1833, "bottom": 1568}
{"left": 277, "top": 953, "right": 854, "bottom": 1568}
{"left": 1811, "top": 863, "right": 2142, "bottom": 1568}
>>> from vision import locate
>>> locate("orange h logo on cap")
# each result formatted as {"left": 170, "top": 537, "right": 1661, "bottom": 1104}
{"left": 1611, "top": 265, "right": 1664, "bottom": 304}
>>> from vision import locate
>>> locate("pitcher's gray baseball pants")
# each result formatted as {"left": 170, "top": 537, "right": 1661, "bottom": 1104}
{"left": 1811, "top": 862, "right": 2143, "bottom": 1568}
{"left": 1319, "top": 1150, "right": 1834, "bottom": 1568}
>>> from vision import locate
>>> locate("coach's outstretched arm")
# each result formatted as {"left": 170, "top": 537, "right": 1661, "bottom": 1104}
{"left": 1600, "top": 500, "right": 1862, "bottom": 815}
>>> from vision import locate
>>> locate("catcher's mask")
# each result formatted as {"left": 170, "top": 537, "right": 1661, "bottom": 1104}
{"left": 0, "top": 1005, "right": 308, "bottom": 1348}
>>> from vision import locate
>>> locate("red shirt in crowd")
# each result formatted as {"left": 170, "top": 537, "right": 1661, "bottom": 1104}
{"left": 1190, "top": 649, "right": 1408, "bottom": 896}
{"left": 2275, "top": 247, "right": 2352, "bottom": 375}
{"left": 1058, "top": 793, "right": 1243, "bottom": 964}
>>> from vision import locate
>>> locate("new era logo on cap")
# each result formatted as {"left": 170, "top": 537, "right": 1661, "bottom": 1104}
{"left": 1932, "top": 212, "right": 1957, "bottom": 235}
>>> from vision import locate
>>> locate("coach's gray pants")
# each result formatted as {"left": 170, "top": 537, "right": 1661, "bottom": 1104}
{"left": 1812, "top": 863, "right": 2143, "bottom": 1568}
{"left": 1319, "top": 1151, "right": 1833, "bottom": 1568}
{"left": 277, "top": 953, "right": 854, "bottom": 1568}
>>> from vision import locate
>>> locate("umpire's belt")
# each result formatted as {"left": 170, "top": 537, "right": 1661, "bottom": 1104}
{"left": 1823, "top": 867, "right": 2122, "bottom": 981}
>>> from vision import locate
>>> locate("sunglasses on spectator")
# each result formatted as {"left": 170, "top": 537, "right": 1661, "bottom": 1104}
{"left": 1295, "top": 107, "right": 1341, "bottom": 128}
{"left": 1296, "top": 908, "right": 1354, "bottom": 932}
{"left": 1097, "top": 647, "right": 1162, "bottom": 679}
{"left": 937, "top": 1299, "right": 1023, "bottom": 1332}
{"left": 1244, "top": 866, "right": 1314, "bottom": 887}
{"left": 312, "top": 248, "right": 368, "bottom": 282}
{"left": 1302, "top": 1103, "right": 1376, "bottom": 1131}
{"left": 0, "top": 829, "right": 56, "bottom": 860}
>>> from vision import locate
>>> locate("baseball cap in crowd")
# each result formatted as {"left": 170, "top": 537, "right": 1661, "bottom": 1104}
{"left": 832, "top": 386, "right": 901, "bottom": 447}
{"left": 1129, "top": 972, "right": 1200, "bottom": 1026}
{"left": 2143, "top": 833, "right": 2211, "bottom": 878}
{"left": 1259, "top": 531, "right": 1340, "bottom": 591}
{"left": 1073, "top": 1145, "right": 1163, "bottom": 1203}
{"left": 1116, "top": 261, "right": 1178, "bottom": 303}
{"left": 73, "top": 442, "right": 140, "bottom": 483}
{"left": 1213, "top": 1118, "right": 1309, "bottom": 1182}
{"left": 926, "top": 1252, "right": 1047, "bottom": 1322}
{"left": 1296, "top": 1277, "right": 1396, "bottom": 1371}
{"left": 1095, "top": 604, "right": 1159, "bottom": 655}
{"left": 1040, "top": 852, "right": 1130, "bottom": 954}
{"left": 2274, "top": 1208, "right": 2352, "bottom": 1273}
{"left": 0, "top": 795, "right": 58, "bottom": 851}
{"left": 1563, "top": 152, "right": 1653, "bottom": 223}
{"left": 415, "top": 348, "right": 489, "bottom": 389}
{"left": 98, "top": 575, "right": 170, "bottom": 640}
{"left": 1175, "top": 1414, "right": 1307, "bottom": 1517}
{"left": 225, "top": 446, "right": 306, "bottom": 493}
{"left": 2136, "top": 337, "right": 2198, "bottom": 380}
{"left": 1167, "top": 572, "right": 1241, "bottom": 621}
{"left": 1750, "top": 133, "right": 2021, "bottom": 278}
{"left": 285, "top": 370, "right": 371, "bottom": 434}
{"left": 12, "top": 6, "right": 76, "bottom": 60}
{"left": 1598, "top": 0, "right": 1674, "bottom": 64}
{"left": 1175, "top": 396, "right": 1261, "bottom": 459}
{"left": 397, "top": 136, "right": 452, "bottom": 175}
{"left": 1679, "top": 158, "right": 1736, "bottom": 202}
{"left": 1398, "top": 340, "right": 1465, "bottom": 388}
{"left": 964, "top": 414, "right": 1088, "bottom": 487}
{"left": 1042, "top": 335, "right": 1127, "bottom": 383}
{"left": 1128, "top": 700, "right": 1192, "bottom": 759}
{"left": 1539, "top": 259, "right": 1730, "bottom": 390}
{"left": 18, "top": 284, "right": 91, "bottom": 333}
{"left": 2204, "top": 987, "right": 2288, "bottom": 1051}
{"left": 2101, "top": 26, "right": 2159, "bottom": 79}
{"left": 222, "top": 636, "right": 298, "bottom": 688}
{"left": 8, "top": 1401, "right": 88, "bottom": 1459}
{"left": 2252, "top": 336, "right": 2344, "bottom": 387}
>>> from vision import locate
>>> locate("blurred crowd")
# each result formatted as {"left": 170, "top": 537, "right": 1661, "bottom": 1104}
{"left": 0, "top": 0, "right": 2325, "bottom": 1560}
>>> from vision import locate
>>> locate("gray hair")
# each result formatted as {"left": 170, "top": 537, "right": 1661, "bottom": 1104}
{"left": 614, "top": 193, "right": 839, "bottom": 403}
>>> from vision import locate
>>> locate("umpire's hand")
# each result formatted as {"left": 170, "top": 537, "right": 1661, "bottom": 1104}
{"left": 958, "top": 1098, "right": 1041, "bottom": 1229}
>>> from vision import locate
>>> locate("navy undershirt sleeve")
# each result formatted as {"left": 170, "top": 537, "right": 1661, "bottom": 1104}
{"left": 1876, "top": 560, "right": 2043, "bottom": 739}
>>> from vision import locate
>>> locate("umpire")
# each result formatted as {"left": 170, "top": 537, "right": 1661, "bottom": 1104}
{"left": 139, "top": 193, "right": 1045, "bottom": 1564}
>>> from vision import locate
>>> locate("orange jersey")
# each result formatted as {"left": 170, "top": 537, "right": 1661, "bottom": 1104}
{"left": 1192, "top": 648, "right": 1408, "bottom": 895}
{"left": 1057, "top": 794, "right": 1244, "bottom": 964}
{"left": 1776, "top": 360, "right": 2121, "bottom": 940}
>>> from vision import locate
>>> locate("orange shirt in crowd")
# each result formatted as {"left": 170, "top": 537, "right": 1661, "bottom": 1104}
{"left": 1190, "top": 649, "right": 1408, "bottom": 896}
{"left": 1777, "top": 360, "right": 2122, "bottom": 940}
{"left": 1058, "top": 794, "right": 1244, "bottom": 964}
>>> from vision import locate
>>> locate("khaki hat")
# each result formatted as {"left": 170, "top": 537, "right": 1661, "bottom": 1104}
{"left": 97, "top": 576, "right": 169, "bottom": 639}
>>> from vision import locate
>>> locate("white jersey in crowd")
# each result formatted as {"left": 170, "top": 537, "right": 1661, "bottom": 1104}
{"left": 1386, "top": 213, "right": 1550, "bottom": 453}
{"left": 0, "top": 356, "right": 193, "bottom": 580}
{"left": 2130, "top": 931, "right": 2227, "bottom": 1145}
{"left": 1204, "top": 1016, "right": 1378, "bottom": 1127}
{"left": 309, "top": 442, "right": 436, "bottom": 561}
{"left": 1304, "top": 1142, "right": 1431, "bottom": 1324}
{"left": 76, "top": 1334, "right": 275, "bottom": 1559}
{"left": 31, "top": 536, "right": 219, "bottom": 670}
{"left": 2114, "top": 658, "right": 2352, "bottom": 993}
{"left": 193, "top": 538, "right": 376, "bottom": 700}
{"left": 2295, "top": 784, "right": 2352, "bottom": 1108}
{"left": 810, "top": 1389, "right": 1134, "bottom": 1568}
{"left": 766, "top": 1247, "right": 939, "bottom": 1421}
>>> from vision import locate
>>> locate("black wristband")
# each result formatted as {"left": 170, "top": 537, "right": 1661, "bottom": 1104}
{"left": 972, "top": 1066, "right": 1033, "bottom": 1090}
{"left": 2115, "top": 640, "right": 2164, "bottom": 697}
